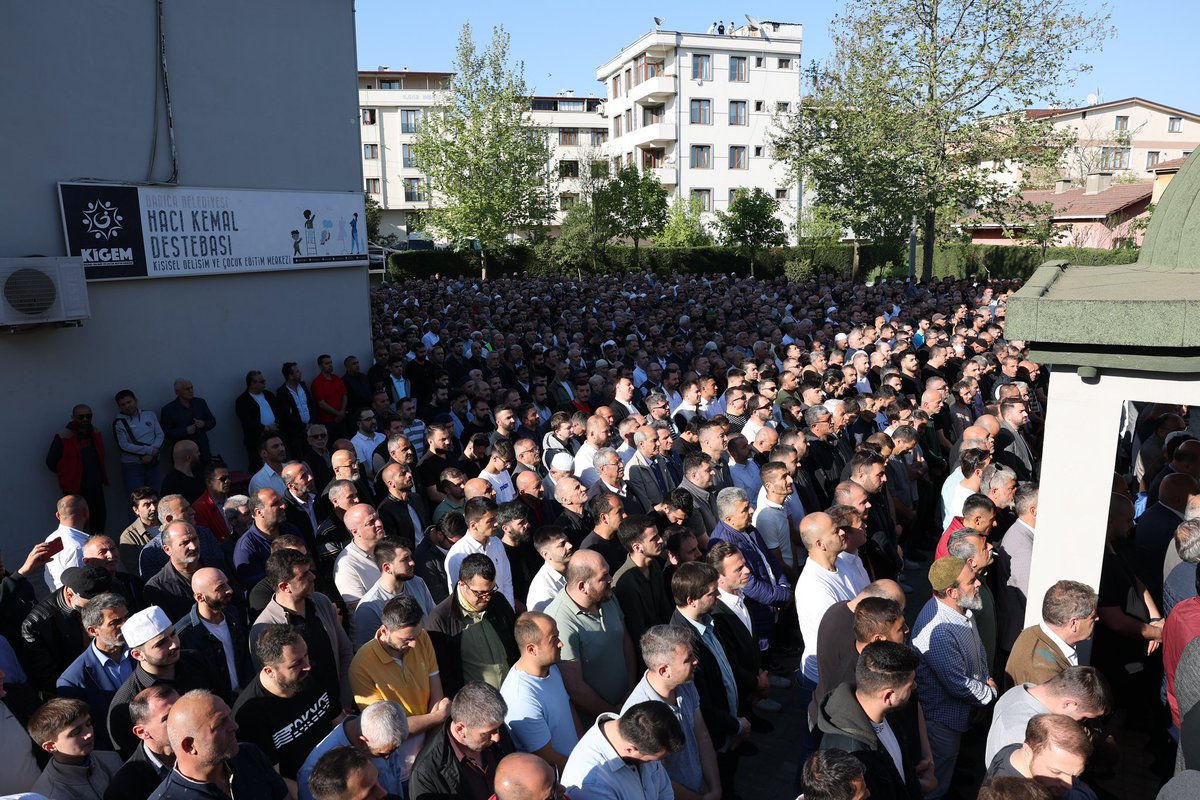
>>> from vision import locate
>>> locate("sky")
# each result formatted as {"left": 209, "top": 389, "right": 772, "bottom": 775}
{"left": 355, "top": 1, "right": 1200, "bottom": 112}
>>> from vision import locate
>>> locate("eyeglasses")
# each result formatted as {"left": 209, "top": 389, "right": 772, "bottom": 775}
{"left": 462, "top": 584, "right": 496, "bottom": 601}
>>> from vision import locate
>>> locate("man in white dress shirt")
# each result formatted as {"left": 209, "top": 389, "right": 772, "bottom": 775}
{"left": 44, "top": 495, "right": 92, "bottom": 591}
{"left": 445, "top": 497, "right": 515, "bottom": 607}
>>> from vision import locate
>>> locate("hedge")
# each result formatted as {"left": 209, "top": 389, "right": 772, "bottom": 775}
{"left": 387, "top": 241, "right": 1137, "bottom": 282}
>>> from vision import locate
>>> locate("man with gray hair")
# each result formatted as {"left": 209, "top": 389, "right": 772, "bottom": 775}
{"left": 56, "top": 591, "right": 132, "bottom": 751}
{"left": 409, "top": 681, "right": 515, "bottom": 800}
{"left": 297, "top": 700, "right": 410, "bottom": 800}
{"left": 803, "top": 404, "right": 842, "bottom": 507}
{"left": 979, "top": 463, "right": 1018, "bottom": 529}
{"left": 947, "top": 526, "right": 999, "bottom": 669}
{"left": 160, "top": 377, "right": 217, "bottom": 461}
{"left": 1164, "top": 518, "right": 1200, "bottom": 616}
{"left": 997, "top": 485, "right": 1039, "bottom": 650}
{"left": 984, "top": 665, "right": 1112, "bottom": 765}
{"left": 588, "top": 447, "right": 634, "bottom": 509}
{"left": 628, "top": 425, "right": 670, "bottom": 513}
{"left": 137, "top": 493, "right": 227, "bottom": 580}
{"left": 1005, "top": 580, "right": 1098, "bottom": 687}
{"left": 709, "top": 486, "right": 792, "bottom": 653}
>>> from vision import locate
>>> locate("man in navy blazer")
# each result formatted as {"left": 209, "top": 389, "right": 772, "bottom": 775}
{"left": 56, "top": 592, "right": 135, "bottom": 750}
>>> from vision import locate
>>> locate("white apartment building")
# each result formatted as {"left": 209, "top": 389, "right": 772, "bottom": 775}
{"left": 594, "top": 20, "right": 803, "bottom": 233}
{"left": 358, "top": 70, "right": 605, "bottom": 242}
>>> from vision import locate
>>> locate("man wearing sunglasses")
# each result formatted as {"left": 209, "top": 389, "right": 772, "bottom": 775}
{"left": 47, "top": 404, "right": 108, "bottom": 533}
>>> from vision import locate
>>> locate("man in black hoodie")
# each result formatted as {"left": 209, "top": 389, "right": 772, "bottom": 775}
{"left": 815, "top": 641, "right": 925, "bottom": 800}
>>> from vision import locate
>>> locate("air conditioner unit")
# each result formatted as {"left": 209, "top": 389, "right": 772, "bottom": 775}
{"left": 0, "top": 257, "right": 90, "bottom": 328}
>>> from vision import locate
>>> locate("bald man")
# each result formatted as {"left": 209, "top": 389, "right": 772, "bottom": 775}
{"left": 464, "top": 477, "right": 497, "bottom": 501}
{"left": 160, "top": 441, "right": 205, "bottom": 504}
{"left": 177, "top": 568, "right": 252, "bottom": 699}
{"left": 574, "top": 416, "right": 613, "bottom": 488}
{"left": 795, "top": 513, "right": 859, "bottom": 694}
{"left": 494, "top": 753, "right": 558, "bottom": 800}
{"left": 335, "top": 504, "right": 385, "bottom": 607}
{"left": 150, "top": 689, "right": 287, "bottom": 800}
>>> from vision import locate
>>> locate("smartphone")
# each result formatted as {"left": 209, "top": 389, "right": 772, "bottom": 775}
{"left": 45, "top": 538, "right": 64, "bottom": 556}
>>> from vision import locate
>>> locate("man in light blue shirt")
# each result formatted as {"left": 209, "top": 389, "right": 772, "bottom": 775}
{"left": 562, "top": 701, "right": 683, "bottom": 800}
{"left": 500, "top": 612, "right": 580, "bottom": 771}
{"left": 297, "top": 701, "right": 409, "bottom": 800}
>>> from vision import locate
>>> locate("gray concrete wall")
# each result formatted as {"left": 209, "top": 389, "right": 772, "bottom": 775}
{"left": 0, "top": 1, "right": 369, "bottom": 548}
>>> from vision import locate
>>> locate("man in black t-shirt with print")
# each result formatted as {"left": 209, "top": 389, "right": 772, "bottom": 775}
{"left": 232, "top": 624, "right": 340, "bottom": 793}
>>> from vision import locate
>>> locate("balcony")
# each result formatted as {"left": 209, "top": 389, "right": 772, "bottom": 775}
{"left": 628, "top": 75, "right": 675, "bottom": 106}
{"left": 648, "top": 165, "right": 677, "bottom": 186}
{"left": 626, "top": 122, "right": 677, "bottom": 148}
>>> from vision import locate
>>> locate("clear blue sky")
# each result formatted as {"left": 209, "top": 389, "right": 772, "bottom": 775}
{"left": 355, "top": 1, "right": 1200, "bottom": 112}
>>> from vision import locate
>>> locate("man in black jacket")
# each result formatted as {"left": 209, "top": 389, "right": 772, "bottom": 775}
{"left": 425, "top": 553, "right": 518, "bottom": 698}
{"left": 814, "top": 641, "right": 925, "bottom": 800}
{"left": 105, "top": 684, "right": 178, "bottom": 800}
{"left": 20, "top": 565, "right": 109, "bottom": 692}
{"left": 410, "top": 681, "right": 515, "bottom": 800}
{"left": 234, "top": 371, "right": 280, "bottom": 472}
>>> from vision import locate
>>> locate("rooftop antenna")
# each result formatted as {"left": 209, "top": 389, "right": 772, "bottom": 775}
{"left": 1086, "top": 89, "right": 1101, "bottom": 106}
{"left": 745, "top": 14, "right": 767, "bottom": 40}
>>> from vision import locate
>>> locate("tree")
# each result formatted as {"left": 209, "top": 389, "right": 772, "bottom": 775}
{"left": 1003, "top": 202, "right": 1068, "bottom": 259}
{"left": 715, "top": 188, "right": 787, "bottom": 276}
{"left": 364, "top": 193, "right": 383, "bottom": 244}
{"left": 599, "top": 166, "right": 668, "bottom": 269}
{"left": 412, "top": 23, "right": 557, "bottom": 279}
{"left": 771, "top": 0, "right": 1110, "bottom": 281}
{"left": 653, "top": 196, "right": 713, "bottom": 248}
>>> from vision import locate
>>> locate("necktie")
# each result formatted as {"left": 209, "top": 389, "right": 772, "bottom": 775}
{"left": 650, "top": 461, "right": 667, "bottom": 495}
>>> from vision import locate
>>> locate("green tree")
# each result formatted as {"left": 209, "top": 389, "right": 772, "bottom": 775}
{"left": 715, "top": 188, "right": 787, "bottom": 276}
{"left": 364, "top": 193, "right": 383, "bottom": 244}
{"left": 549, "top": 202, "right": 605, "bottom": 278}
{"left": 653, "top": 196, "right": 713, "bottom": 248}
{"left": 1002, "top": 201, "right": 1068, "bottom": 259}
{"left": 771, "top": 0, "right": 1110, "bottom": 280}
{"left": 599, "top": 166, "right": 668, "bottom": 269}
{"left": 412, "top": 23, "right": 557, "bottom": 279}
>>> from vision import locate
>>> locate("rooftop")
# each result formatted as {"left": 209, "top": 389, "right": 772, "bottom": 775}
{"left": 1022, "top": 96, "right": 1200, "bottom": 122}
{"left": 1021, "top": 182, "right": 1153, "bottom": 221}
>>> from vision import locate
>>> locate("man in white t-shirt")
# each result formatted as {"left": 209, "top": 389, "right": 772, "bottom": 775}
{"left": 754, "top": 462, "right": 800, "bottom": 582}
{"left": 526, "top": 527, "right": 575, "bottom": 613}
{"left": 795, "top": 512, "right": 858, "bottom": 695}
{"left": 480, "top": 441, "right": 518, "bottom": 503}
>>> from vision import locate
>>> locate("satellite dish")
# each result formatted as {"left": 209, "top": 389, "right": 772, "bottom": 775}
{"left": 1086, "top": 93, "right": 1099, "bottom": 106}
{"left": 654, "top": 16, "right": 664, "bottom": 26}
{"left": 745, "top": 14, "right": 762, "bottom": 28}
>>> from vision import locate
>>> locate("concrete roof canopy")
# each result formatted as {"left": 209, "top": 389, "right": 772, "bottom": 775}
{"left": 1007, "top": 151, "right": 1200, "bottom": 370}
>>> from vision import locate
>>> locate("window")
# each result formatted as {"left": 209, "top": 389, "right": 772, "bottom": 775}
{"left": 692, "top": 54, "right": 712, "bottom": 81}
{"left": 642, "top": 105, "right": 663, "bottom": 126}
{"left": 365, "top": 178, "right": 381, "bottom": 194}
{"left": 361, "top": 108, "right": 377, "bottom": 125}
{"left": 613, "top": 117, "right": 623, "bottom": 138}
{"left": 402, "top": 144, "right": 416, "bottom": 168}
{"left": 590, "top": 161, "right": 610, "bottom": 179}
{"left": 690, "top": 99, "right": 712, "bottom": 124}
{"left": 643, "top": 148, "right": 664, "bottom": 169}
{"left": 403, "top": 178, "right": 425, "bottom": 202}
{"left": 363, "top": 143, "right": 379, "bottom": 160}
{"left": 559, "top": 128, "right": 579, "bottom": 146}
{"left": 591, "top": 129, "right": 608, "bottom": 146}
{"left": 560, "top": 193, "right": 578, "bottom": 209}
{"left": 690, "top": 188, "right": 712, "bottom": 212}
{"left": 626, "top": 152, "right": 634, "bottom": 167}
{"left": 729, "top": 101, "right": 747, "bottom": 126}
{"left": 559, "top": 160, "right": 580, "bottom": 178}
{"left": 611, "top": 76, "right": 621, "bottom": 98}
{"left": 728, "top": 189, "right": 740, "bottom": 205}
{"left": 1114, "top": 115, "right": 1129, "bottom": 131}
{"left": 378, "top": 80, "right": 400, "bottom": 90}
{"left": 690, "top": 145, "right": 712, "bottom": 169}
{"left": 1170, "top": 116, "right": 1183, "bottom": 133}
{"left": 729, "top": 56, "right": 747, "bottom": 82}
{"left": 775, "top": 188, "right": 788, "bottom": 201}
{"left": 729, "top": 146, "right": 747, "bottom": 169}
{"left": 754, "top": 100, "right": 764, "bottom": 112}
{"left": 624, "top": 110, "right": 633, "bottom": 132}
{"left": 624, "top": 69, "right": 632, "bottom": 91}
{"left": 754, "top": 146, "right": 764, "bottom": 157}
{"left": 777, "top": 102, "right": 791, "bottom": 113}
{"left": 778, "top": 58, "right": 792, "bottom": 69}
{"left": 1099, "top": 146, "right": 1130, "bottom": 170}
{"left": 755, "top": 56, "right": 764, "bottom": 67}
{"left": 636, "top": 57, "right": 663, "bottom": 83}
{"left": 1147, "top": 151, "right": 1161, "bottom": 169}
{"left": 400, "top": 109, "right": 420, "bottom": 134}
{"left": 559, "top": 100, "right": 584, "bottom": 112}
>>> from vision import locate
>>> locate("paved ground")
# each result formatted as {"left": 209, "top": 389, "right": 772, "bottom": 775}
{"left": 732, "top": 558, "right": 1170, "bottom": 800}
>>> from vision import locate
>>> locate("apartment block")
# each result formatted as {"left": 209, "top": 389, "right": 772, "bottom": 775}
{"left": 595, "top": 20, "right": 802, "bottom": 231}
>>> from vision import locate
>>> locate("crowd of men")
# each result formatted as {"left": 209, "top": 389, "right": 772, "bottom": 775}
{"left": 8, "top": 271, "right": 1197, "bottom": 800}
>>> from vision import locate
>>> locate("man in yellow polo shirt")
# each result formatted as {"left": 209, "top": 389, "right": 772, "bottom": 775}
{"left": 350, "top": 594, "right": 450, "bottom": 782}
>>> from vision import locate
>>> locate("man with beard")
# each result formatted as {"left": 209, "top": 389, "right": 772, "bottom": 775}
{"left": 144, "top": 522, "right": 220, "bottom": 622}
{"left": 107, "top": 685, "right": 179, "bottom": 800}
{"left": 354, "top": 537, "right": 436, "bottom": 648}
{"left": 108, "top": 605, "right": 215, "bottom": 758}
{"left": 56, "top": 592, "right": 133, "bottom": 751}
{"left": 418, "top": 423, "right": 459, "bottom": 505}
{"left": 176, "top": 567, "right": 252, "bottom": 702}
{"left": 149, "top": 689, "right": 287, "bottom": 800}
{"left": 233, "top": 625, "right": 340, "bottom": 794}
{"left": 911, "top": 557, "right": 998, "bottom": 800}
{"left": 815, "top": 641, "right": 925, "bottom": 800}
{"left": 498, "top": 501, "right": 539, "bottom": 606}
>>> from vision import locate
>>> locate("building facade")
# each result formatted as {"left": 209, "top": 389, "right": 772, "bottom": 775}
{"left": 594, "top": 21, "right": 803, "bottom": 231}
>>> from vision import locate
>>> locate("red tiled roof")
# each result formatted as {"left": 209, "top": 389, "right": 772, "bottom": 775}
{"left": 1022, "top": 97, "right": 1200, "bottom": 122}
{"left": 1151, "top": 156, "right": 1190, "bottom": 173}
{"left": 1020, "top": 182, "right": 1153, "bottom": 220}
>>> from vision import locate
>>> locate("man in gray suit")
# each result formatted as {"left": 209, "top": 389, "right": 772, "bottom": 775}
{"left": 994, "top": 398, "right": 1035, "bottom": 482}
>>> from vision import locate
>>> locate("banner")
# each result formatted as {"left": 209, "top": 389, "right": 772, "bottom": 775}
{"left": 59, "top": 183, "right": 368, "bottom": 281}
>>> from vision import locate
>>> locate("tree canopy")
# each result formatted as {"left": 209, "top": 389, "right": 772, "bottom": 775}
{"left": 771, "top": 0, "right": 1111, "bottom": 280}
{"left": 412, "top": 23, "right": 557, "bottom": 278}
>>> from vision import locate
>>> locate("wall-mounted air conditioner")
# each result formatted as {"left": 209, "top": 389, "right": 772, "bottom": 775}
{"left": 0, "top": 257, "right": 91, "bottom": 328}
